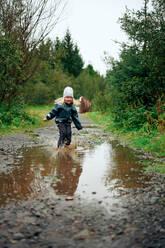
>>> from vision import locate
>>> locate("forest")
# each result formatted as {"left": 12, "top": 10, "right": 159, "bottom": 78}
{"left": 0, "top": 0, "right": 164, "bottom": 136}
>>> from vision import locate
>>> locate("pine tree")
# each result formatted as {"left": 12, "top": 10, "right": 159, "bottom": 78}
{"left": 61, "top": 29, "right": 84, "bottom": 77}
{"left": 119, "top": 0, "right": 165, "bottom": 103}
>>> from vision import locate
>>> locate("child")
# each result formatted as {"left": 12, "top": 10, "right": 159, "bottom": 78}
{"left": 43, "top": 86, "right": 82, "bottom": 148}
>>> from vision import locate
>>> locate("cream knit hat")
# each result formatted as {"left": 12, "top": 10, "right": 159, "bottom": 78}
{"left": 63, "top": 86, "right": 73, "bottom": 98}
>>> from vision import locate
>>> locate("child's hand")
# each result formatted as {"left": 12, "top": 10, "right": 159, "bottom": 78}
{"left": 43, "top": 117, "right": 47, "bottom": 121}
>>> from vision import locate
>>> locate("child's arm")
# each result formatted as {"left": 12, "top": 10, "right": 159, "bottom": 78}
{"left": 43, "top": 105, "right": 58, "bottom": 121}
{"left": 72, "top": 107, "right": 83, "bottom": 130}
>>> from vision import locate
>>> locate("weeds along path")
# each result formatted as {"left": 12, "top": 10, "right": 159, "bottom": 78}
{"left": 0, "top": 115, "right": 165, "bottom": 248}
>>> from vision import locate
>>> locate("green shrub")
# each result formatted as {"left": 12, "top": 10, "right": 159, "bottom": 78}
{"left": 0, "top": 97, "right": 38, "bottom": 128}
{"left": 92, "top": 92, "right": 110, "bottom": 112}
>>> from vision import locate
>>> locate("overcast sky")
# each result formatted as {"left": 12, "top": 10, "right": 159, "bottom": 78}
{"left": 50, "top": 0, "right": 144, "bottom": 75}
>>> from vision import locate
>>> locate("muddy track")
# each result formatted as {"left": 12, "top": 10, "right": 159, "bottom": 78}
{"left": 0, "top": 116, "right": 165, "bottom": 248}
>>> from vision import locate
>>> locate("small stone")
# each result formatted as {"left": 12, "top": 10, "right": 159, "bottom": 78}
{"left": 65, "top": 196, "right": 74, "bottom": 201}
{"left": 110, "top": 233, "right": 116, "bottom": 239}
{"left": 74, "top": 229, "right": 90, "bottom": 240}
{"left": 150, "top": 197, "right": 159, "bottom": 204}
{"left": 13, "top": 233, "right": 24, "bottom": 240}
{"left": 35, "top": 211, "right": 41, "bottom": 217}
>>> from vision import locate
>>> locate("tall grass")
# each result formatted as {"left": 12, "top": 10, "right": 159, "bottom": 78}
{"left": 0, "top": 105, "right": 52, "bottom": 135}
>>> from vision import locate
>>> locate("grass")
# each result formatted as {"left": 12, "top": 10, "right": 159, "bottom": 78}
{"left": 0, "top": 105, "right": 52, "bottom": 136}
{"left": 81, "top": 130, "right": 89, "bottom": 134}
{"left": 26, "top": 105, "right": 52, "bottom": 119}
{"left": 141, "top": 160, "right": 151, "bottom": 166}
{"left": 129, "top": 133, "right": 165, "bottom": 154}
{"left": 85, "top": 111, "right": 165, "bottom": 174}
{"left": 144, "top": 162, "right": 165, "bottom": 174}
{"left": 156, "top": 152, "right": 165, "bottom": 158}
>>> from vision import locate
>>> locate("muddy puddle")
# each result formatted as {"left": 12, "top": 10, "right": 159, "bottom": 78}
{"left": 0, "top": 141, "right": 151, "bottom": 209}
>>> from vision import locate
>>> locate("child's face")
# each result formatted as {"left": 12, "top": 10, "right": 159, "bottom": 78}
{"left": 64, "top": 96, "right": 73, "bottom": 104}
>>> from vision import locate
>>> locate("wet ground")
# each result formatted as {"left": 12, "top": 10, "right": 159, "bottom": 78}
{"left": 0, "top": 116, "right": 165, "bottom": 247}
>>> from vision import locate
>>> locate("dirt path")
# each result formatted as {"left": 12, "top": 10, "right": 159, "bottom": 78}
{"left": 0, "top": 116, "right": 165, "bottom": 248}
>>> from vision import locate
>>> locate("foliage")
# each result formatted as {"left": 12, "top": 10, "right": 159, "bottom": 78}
{"left": 0, "top": 0, "right": 102, "bottom": 110}
{"left": 55, "top": 30, "right": 84, "bottom": 77}
{"left": 0, "top": 97, "right": 37, "bottom": 128}
{"left": 101, "top": 0, "right": 165, "bottom": 130}
{"left": 0, "top": 104, "right": 52, "bottom": 135}
{"left": 0, "top": 0, "right": 66, "bottom": 104}
{"left": 0, "top": 35, "right": 23, "bottom": 103}
{"left": 24, "top": 61, "right": 73, "bottom": 105}
{"left": 24, "top": 38, "right": 104, "bottom": 104}
{"left": 74, "top": 65, "right": 105, "bottom": 100}
{"left": 23, "top": 30, "right": 87, "bottom": 105}
{"left": 119, "top": 0, "right": 165, "bottom": 100}
{"left": 144, "top": 162, "right": 165, "bottom": 174}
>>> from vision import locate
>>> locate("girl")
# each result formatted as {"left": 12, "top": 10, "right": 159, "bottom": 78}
{"left": 43, "top": 87, "right": 82, "bottom": 148}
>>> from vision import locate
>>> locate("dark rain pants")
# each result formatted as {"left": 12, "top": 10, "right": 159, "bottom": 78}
{"left": 57, "top": 122, "right": 72, "bottom": 147}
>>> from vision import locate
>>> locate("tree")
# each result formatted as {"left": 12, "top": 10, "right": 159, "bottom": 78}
{"left": 74, "top": 65, "right": 105, "bottom": 100}
{"left": 102, "top": 0, "right": 165, "bottom": 129}
{"left": 38, "top": 31, "right": 84, "bottom": 77}
{"left": 119, "top": 0, "right": 165, "bottom": 102}
{"left": 61, "top": 30, "right": 84, "bottom": 77}
{"left": 0, "top": 35, "right": 23, "bottom": 103}
{"left": 0, "top": 0, "right": 66, "bottom": 103}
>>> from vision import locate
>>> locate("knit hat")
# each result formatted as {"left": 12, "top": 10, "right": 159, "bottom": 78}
{"left": 63, "top": 86, "right": 73, "bottom": 98}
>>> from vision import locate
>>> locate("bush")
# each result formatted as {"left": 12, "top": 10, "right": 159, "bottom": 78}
{"left": 92, "top": 92, "right": 111, "bottom": 112}
{"left": 0, "top": 97, "right": 37, "bottom": 128}
{"left": 110, "top": 104, "right": 159, "bottom": 131}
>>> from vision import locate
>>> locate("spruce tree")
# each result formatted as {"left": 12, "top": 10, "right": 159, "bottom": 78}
{"left": 61, "top": 29, "right": 84, "bottom": 77}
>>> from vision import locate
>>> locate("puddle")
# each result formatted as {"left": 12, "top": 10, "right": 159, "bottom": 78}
{"left": 0, "top": 141, "right": 151, "bottom": 208}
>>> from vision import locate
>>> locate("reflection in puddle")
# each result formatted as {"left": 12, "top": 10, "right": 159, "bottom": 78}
{"left": 51, "top": 151, "right": 82, "bottom": 196}
{"left": 0, "top": 142, "right": 151, "bottom": 207}
{"left": 76, "top": 143, "right": 150, "bottom": 208}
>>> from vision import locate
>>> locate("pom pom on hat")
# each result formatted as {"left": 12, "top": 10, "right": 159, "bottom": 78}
{"left": 63, "top": 86, "right": 73, "bottom": 98}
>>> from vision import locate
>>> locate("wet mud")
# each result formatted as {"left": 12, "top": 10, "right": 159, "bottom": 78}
{"left": 0, "top": 116, "right": 165, "bottom": 248}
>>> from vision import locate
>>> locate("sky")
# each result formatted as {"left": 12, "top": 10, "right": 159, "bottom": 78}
{"left": 49, "top": 0, "right": 145, "bottom": 75}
